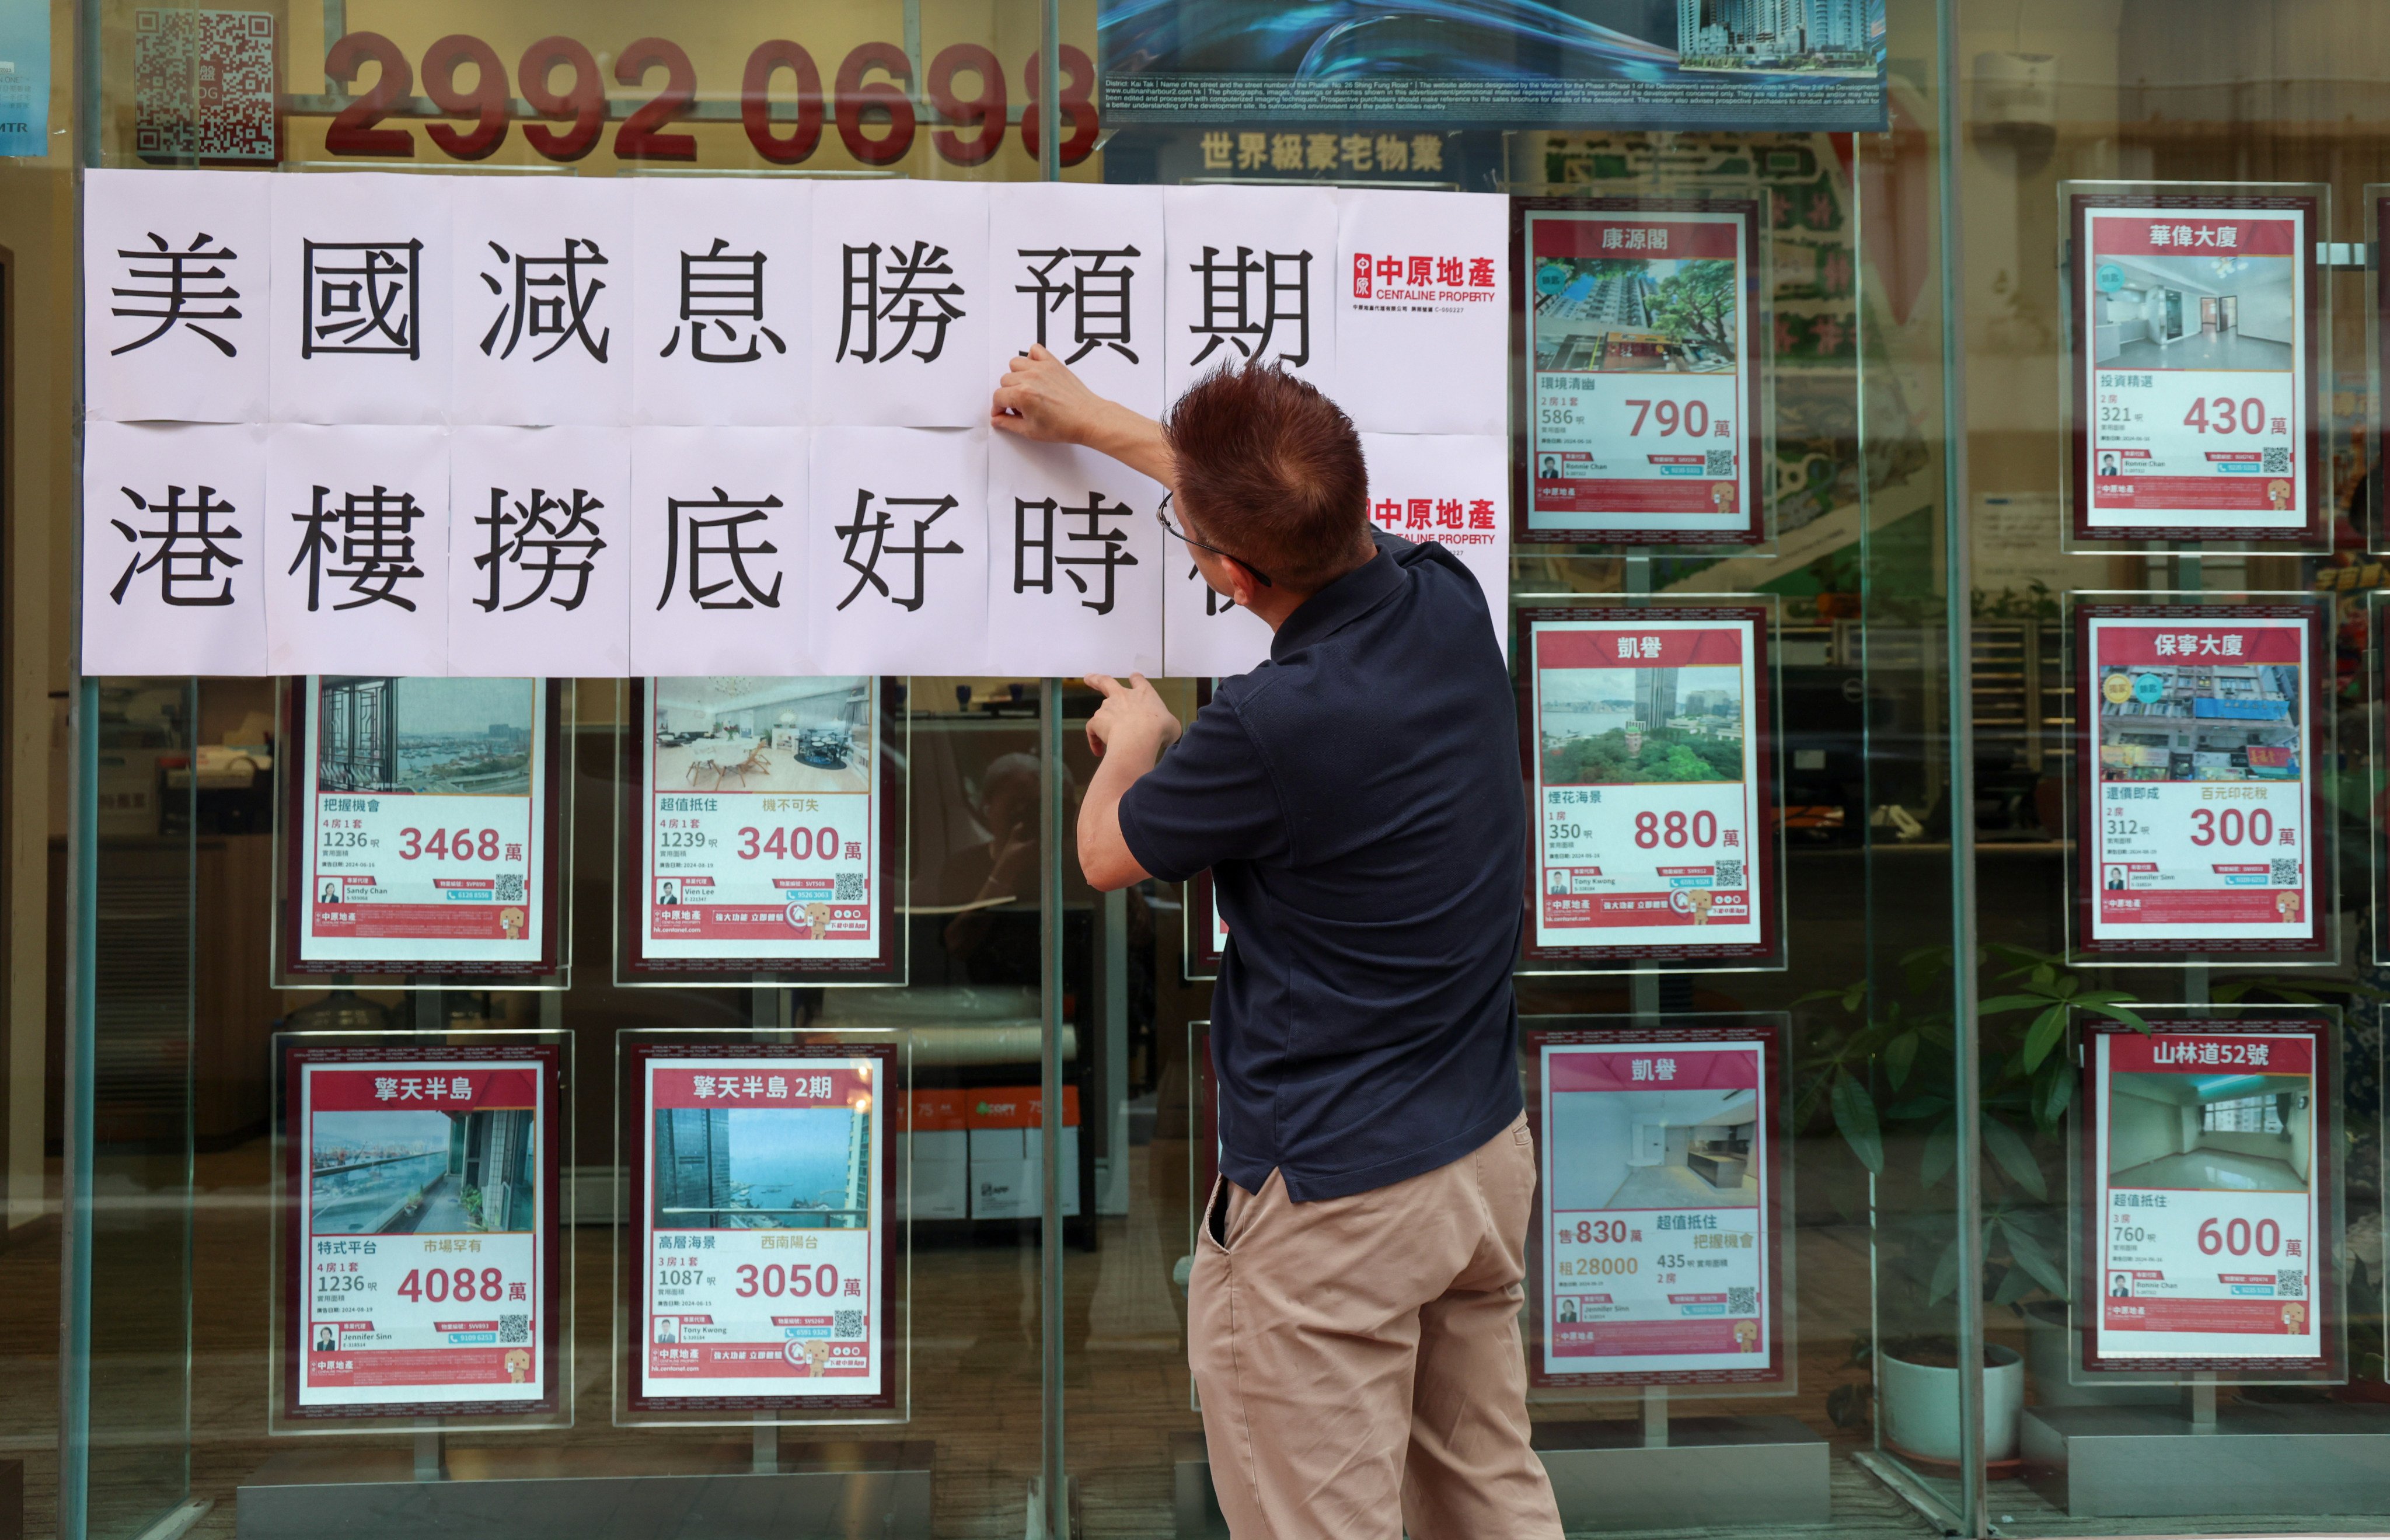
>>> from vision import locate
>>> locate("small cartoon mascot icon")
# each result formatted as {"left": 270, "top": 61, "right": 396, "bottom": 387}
{"left": 1733, "top": 1319, "right": 1759, "bottom": 1353}
{"left": 2267, "top": 479, "right": 2293, "bottom": 510}
{"left": 500, "top": 906, "right": 526, "bottom": 940}
{"left": 804, "top": 900, "right": 833, "bottom": 940}
{"left": 505, "top": 1348, "right": 531, "bottom": 1384}
{"left": 1711, "top": 481, "right": 1737, "bottom": 512}
{"left": 2283, "top": 1301, "right": 2307, "bottom": 1333}
{"left": 2276, "top": 891, "right": 2302, "bottom": 923}
{"left": 1687, "top": 889, "right": 1715, "bottom": 926}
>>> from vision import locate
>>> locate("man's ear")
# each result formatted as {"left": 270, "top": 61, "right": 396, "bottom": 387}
{"left": 1224, "top": 561, "right": 1263, "bottom": 612}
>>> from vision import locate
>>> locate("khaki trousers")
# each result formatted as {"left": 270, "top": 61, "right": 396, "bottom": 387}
{"left": 1189, "top": 1112, "right": 1565, "bottom": 1540}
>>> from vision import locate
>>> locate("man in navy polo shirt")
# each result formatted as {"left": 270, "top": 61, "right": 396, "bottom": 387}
{"left": 994, "top": 345, "right": 1562, "bottom": 1539}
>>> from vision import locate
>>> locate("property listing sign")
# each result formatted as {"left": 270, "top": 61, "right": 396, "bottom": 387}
{"left": 2084, "top": 1018, "right": 2335, "bottom": 1375}
{"left": 627, "top": 1042, "right": 896, "bottom": 1415}
{"left": 1522, "top": 606, "right": 1779, "bottom": 966}
{"left": 2069, "top": 193, "right": 2324, "bottom": 545}
{"left": 1530, "top": 1022, "right": 1786, "bottom": 1388}
{"left": 284, "top": 676, "right": 563, "bottom": 978}
{"left": 2073, "top": 605, "right": 2327, "bottom": 958}
{"left": 1517, "top": 200, "right": 1764, "bottom": 548}
{"left": 623, "top": 678, "right": 901, "bottom": 982}
{"left": 280, "top": 1040, "right": 564, "bottom": 1423}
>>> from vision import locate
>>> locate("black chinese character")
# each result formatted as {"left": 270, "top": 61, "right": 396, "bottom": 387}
{"left": 1014, "top": 492, "right": 1138, "bottom": 616}
{"left": 838, "top": 241, "right": 966, "bottom": 364}
{"left": 474, "top": 487, "right": 606, "bottom": 612}
{"left": 480, "top": 238, "right": 611, "bottom": 362}
{"left": 658, "top": 489, "right": 782, "bottom": 610}
{"left": 301, "top": 240, "right": 422, "bottom": 358}
{"left": 1192, "top": 562, "right": 1237, "bottom": 617}
{"left": 662, "top": 239, "right": 784, "bottom": 364}
{"left": 110, "top": 233, "right": 242, "bottom": 357}
{"left": 1016, "top": 246, "right": 1140, "bottom": 365}
{"left": 835, "top": 490, "right": 961, "bottom": 612}
{"left": 289, "top": 486, "right": 427, "bottom": 611}
{"left": 109, "top": 483, "right": 243, "bottom": 606}
{"left": 1186, "top": 245, "right": 1311, "bottom": 368}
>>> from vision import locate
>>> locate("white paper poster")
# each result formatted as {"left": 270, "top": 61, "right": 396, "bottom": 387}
{"left": 447, "top": 426, "right": 631, "bottom": 679}
{"left": 82, "top": 421, "right": 269, "bottom": 676}
{"left": 2080, "top": 608, "right": 2322, "bottom": 955}
{"left": 269, "top": 172, "right": 453, "bottom": 426}
{"left": 629, "top": 427, "right": 810, "bottom": 679}
{"left": 84, "top": 168, "right": 271, "bottom": 423}
{"left": 1523, "top": 205, "right": 1761, "bottom": 546}
{"left": 1335, "top": 189, "right": 1507, "bottom": 435}
{"left": 632, "top": 179, "right": 810, "bottom": 428}
{"left": 1537, "top": 1032, "right": 1780, "bottom": 1385}
{"left": 286, "top": 1046, "right": 558, "bottom": 1417}
{"left": 2078, "top": 204, "right": 2311, "bottom": 540}
{"left": 984, "top": 434, "right": 1166, "bottom": 678}
{"left": 633, "top": 677, "right": 890, "bottom": 972}
{"left": 1524, "top": 609, "right": 1777, "bottom": 964}
{"left": 452, "top": 177, "right": 634, "bottom": 428}
{"left": 293, "top": 675, "right": 556, "bottom": 970}
{"left": 633, "top": 1048, "right": 893, "bottom": 1411}
{"left": 1162, "top": 185, "right": 1338, "bottom": 406}
{"left": 988, "top": 181, "right": 1167, "bottom": 419}
{"left": 1360, "top": 432, "right": 1509, "bottom": 653}
{"left": 811, "top": 180, "right": 989, "bottom": 428}
{"left": 2089, "top": 1020, "right": 2329, "bottom": 1370}
{"left": 264, "top": 424, "right": 451, "bottom": 677}
{"left": 808, "top": 428, "right": 989, "bottom": 675}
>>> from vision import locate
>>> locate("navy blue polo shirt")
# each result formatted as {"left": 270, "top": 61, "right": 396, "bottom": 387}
{"left": 1119, "top": 529, "right": 1525, "bottom": 1202}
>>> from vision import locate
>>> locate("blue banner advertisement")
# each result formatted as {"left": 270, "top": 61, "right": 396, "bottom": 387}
{"left": 0, "top": 0, "right": 50, "bottom": 158}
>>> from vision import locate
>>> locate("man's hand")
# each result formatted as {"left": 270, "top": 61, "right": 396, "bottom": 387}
{"left": 1077, "top": 673, "right": 1178, "bottom": 892}
{"left": 992, "top": 345, "right": 1178, "bottom": 489}
{"left": 1084, "top": 672, "right": 1182, "bottom": 761}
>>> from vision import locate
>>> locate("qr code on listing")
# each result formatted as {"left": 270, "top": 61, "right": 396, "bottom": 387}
{"left": 499, "top": 1314, "right": 529, "bottom": 1344}
{"left": 833, "top": 1309, "right": 865, "bottom": 1339}
{"left": 2263, "top": 446, "right": 2291, "bottom": 473}
{"left": 496, "top": 874, "right": 525, "bottom": 902}
{"left": 2277, "top": 1270, "right": 2305, "bottom": 1298}
{"left": 2272, "top": 860, "right": 2298, "bottom": 885}
{"left": 835, "top": 872, "right": 865, "bottom": 901}
{"left": 1714, "top": 859, "right": 1744, "bottom": 890}
{"left": 1704, "top": 449, "right": 1735, "bottom": 476}
{"left": 133, "top": 10, "right": 278, "bottom": 162}
{"left": 1726, "top": 1287, "right": 1757, "bottom": 1315}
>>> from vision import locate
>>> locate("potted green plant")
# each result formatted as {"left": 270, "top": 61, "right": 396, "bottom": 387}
{"left": 461, "top": 1185, "right": 486, "bottom": 1230}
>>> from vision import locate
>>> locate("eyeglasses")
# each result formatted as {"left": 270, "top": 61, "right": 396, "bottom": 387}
{"left": 1155, "top": 493, "right": 1273, "bottom": 588}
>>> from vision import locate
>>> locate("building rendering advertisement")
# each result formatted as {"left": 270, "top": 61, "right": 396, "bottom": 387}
{"left": 280, "top": 1040, "right": 566, "bottom": 1423}
{"left": 1530, "top": 1022, "right": 1787, "bottom": 1388}
{"left": 622, "top": 678, "right": 901, "bottom": 982}
{"left": 1521, "top": 605, "right": 1780, "bottom": 967}
{"left": 626, "top": 1042, "right": 898, "bottom": 1416}
{"left": 2073, "top": 603, "right": 2328, "bottom": 958}
{"left": 2067, "top": 190, "right": 2326, "bottom": 547}
{"left": 1517, "top": 201, "right": 1767, "bottom": 548}
{"left": 283, "top": 676, "right": 564, "bottom": 978}
{"left": 2083, "top": 1017, "right": 2336, "bottom": 1376}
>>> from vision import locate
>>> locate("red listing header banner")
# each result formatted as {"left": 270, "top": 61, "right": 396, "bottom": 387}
{"left": 308, "top": 1065, "right": 539, "bottom": 1112}
{"left": 1537, "top": 627, "right": 1746, "bottom": 671}
{"left": 2094, "top": 623, "right": 2302, "bottom": 666}
{"left": 2090, "top": 214, "right": 2298, "bottom": 257}
{"left": 651, "top": 1065, "right": 873, "bottom": 1111}
{"left": 1548, "top": 1047, "right": 1760, "bottom": 1094}
{"left": 2109, "top": 1031, "right": 2314, "bottom": 1077}
{"left": 1533, "top": 218, "right": 1740, "bottom": 262}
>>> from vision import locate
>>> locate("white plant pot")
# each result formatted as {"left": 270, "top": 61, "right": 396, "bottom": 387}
{"left": 1880, "top": 1342, "right": 2025, "bottom": 1462}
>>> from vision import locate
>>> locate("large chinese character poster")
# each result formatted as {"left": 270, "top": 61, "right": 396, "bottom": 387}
{"left": 1528, "top": 1021, "right": 1788, "bottom": 1389}
{"left": 2067, "top": 190, "right": 2326, "bottom": 548}
{"left": 2072, "top": 603, "right": 2329, "bottom": 959}
{"left": 2083, "top": 1017, "right": 2336, "bottom": 1377}
{"left": 277, "top": 1038, "right": 566, "bottom": 1426}
{"left": 624, "top": 1040, "right": 899, "bottom": 1418}
{"left": 281, "top": 676, "right": 566, "bottom": 981}
{"left": 1515, "top": 200, "right": 1765, "bottom": 549}
{"left": 1520, "top": 605, "right": 1781, "bottom": 968}
{"left": 620, "top": 678, "right": 902, "bottom": 983}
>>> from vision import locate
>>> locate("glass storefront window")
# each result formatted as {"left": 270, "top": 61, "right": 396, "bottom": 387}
{"left": 6, "top": 1, "right": 2390, "bottom": 1538}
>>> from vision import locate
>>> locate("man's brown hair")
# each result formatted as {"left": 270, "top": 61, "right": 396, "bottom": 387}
{"left": 1164, "top": 362, "right": 1372, "bottom": 592}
